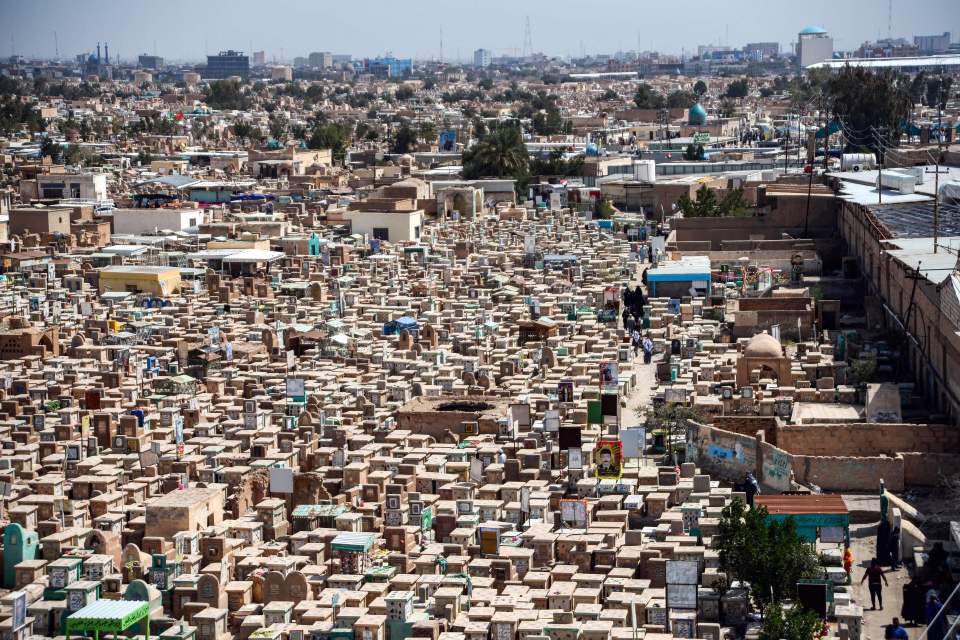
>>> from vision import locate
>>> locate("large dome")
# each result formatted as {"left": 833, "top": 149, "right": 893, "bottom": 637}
{"left": 688, "top": 103, "right": 707, "bottom": 126}
{"left": 744, "top": 332, "right": 783, "bottom": 359}
{"left": 800, "top": 25, "right": 827, "bottom": 35}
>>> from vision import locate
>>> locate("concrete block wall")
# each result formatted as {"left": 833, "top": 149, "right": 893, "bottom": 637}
{"left": 776, "top": 423, "right": 960, "bottom": 457}
{"left": 791, "top": 454, "right": 904, "bottom": 492}
{"left": 899, "top": 452, "right": 958, "bottom": 486}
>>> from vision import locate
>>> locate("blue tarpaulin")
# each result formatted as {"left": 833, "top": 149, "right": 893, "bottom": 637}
{"left": 383, "top": 315, "right": 418, "bottom": 336}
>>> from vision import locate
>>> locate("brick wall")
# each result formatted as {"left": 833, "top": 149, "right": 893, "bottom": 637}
{"left": 739, "top": 297, "right": 812, "bottom": 311}
{"left": 776, "top": 423, "right": 960, "bottom": 457}
{"left": 792, "top": 455, "right": 904, "bottom": 492}
{"left": 712, "top": 416, "right": 779, "bottom": 444}
{"left": 899, "top": 452, "right": 958, "bottom": 486}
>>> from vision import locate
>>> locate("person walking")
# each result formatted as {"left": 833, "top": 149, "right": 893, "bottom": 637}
{"left": 642, "top": 335, "right": 653, "bottom": 364}
{"left": 631, "top": 329, "right": 642, "bottom": 358}
{"left": 862, "top": 558, "right": 890, "bottom": 610}
{"left": 924, "top": 593, "right": 946, "bottom": 640}
{"left": 743, "top": 472, "right": 760, "bottom": 508}
{"left": 843, "top": 547, "right": 854, "bottom": 579}
{"left": 890, "top": 525, "right": 901, "bottom": 570}
{"left": 885, "top": 618, "right": 908, "bottom": 640}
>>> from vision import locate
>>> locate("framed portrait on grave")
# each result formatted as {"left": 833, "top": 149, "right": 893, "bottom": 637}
{"left": 567, "top": 447, "right": 583, "bottom": 470}
{"left": 741, "top": 387, "right": 754, "bottom": 399}
{"left": 244, "top": 400, "right": 257, "bottom": 414}
{"left": 594, "top": 440, "right": 623, "bottom": 480}
{"left": 386, "top": 495, "right": 400, "bottom": 510}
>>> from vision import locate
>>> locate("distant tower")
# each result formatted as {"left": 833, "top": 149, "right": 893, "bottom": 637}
{"left": 522, "top": 15, "right": 533, "bottom": 58}
{"left": 887, "top": 0, "right": 893, "bottom": 39}
{"left": 97, "top": 42, "right": 101, "bottom": 64}
{"left": 105, "top": 42, "right": 109, "bottom": 64}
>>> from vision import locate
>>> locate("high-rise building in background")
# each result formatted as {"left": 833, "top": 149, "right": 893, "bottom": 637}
{"left": 332, "top": 54, "right": 352, "bottom": 66}
{"left": 797, "top": 25, "right": 833, "bottom": 68}
{"left": 473, "top": 48, "right": 492, "bottom": 68}
{"left": 252, "top": 51, "right": 266, "bottom": 66}
{"left": 743, "top": 42, "right": 780, "bottom": 60}
{"left": 309, "top": 52, "right": 333, "bottom": 68}
{"left": 205, "top": 50, "right": 250, "bottom": 78}
{"left": 138, "top": 54, "right": 164, "bottom": 70}
{"left": 914, "top": 32, "right": 951, "bottom": 54}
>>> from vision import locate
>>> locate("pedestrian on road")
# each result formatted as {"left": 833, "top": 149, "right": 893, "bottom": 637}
{"left": 885, "top": 618, "right": 908, "bottom": 640}
{"left": 862, "top": 558, "right": 890, "bottom": 610}
{"left": 890, "top": 526, "right": 901, "bottom": 569}
{"left": 924, "top": 593, "right": 946, "bottom": 640}
{"left": 631, "top": 330, "right": 642, "bottom": 357}
{"left": 642, "top": 335, "right": 653, "bottom": 364}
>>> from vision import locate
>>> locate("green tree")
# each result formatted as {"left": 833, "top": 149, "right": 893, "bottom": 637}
{"left": 683, "top": 143, "right": 705, "bottom": 161}
{"left": 40, "top": 138, "right": 62, "bottom": 163}
{"left": 668, "top": 90, "right": 697, "bottom": 109}
{"left": 725, "top": 78, "right": 750, "bottom": 98}
{"left": 395, "top": 85, "right": 415, "bottom": 101}
{"left": 926, "top": 76, "right": 953, "bottom": 110}
{"left": 478, "top": 78, "right": 494, "bottom": 91}
{"left": 418, "top": 121, "right": 437, "bottom": 144}
{"left": 462, "top": 122, "right": 529, "bottom": 181}
{"left": 204, "top": 80, "right": 249, "bottom": 110}
{"left": 601, "top": 88, "right": 620, "bottom": 101}
{"left": 634, "top": 83, "right": 666, "bottom": 109}
{"left": 760, "top": 603, "right": 824, "bottom": 640}
{"left": 716, "top": 499, "right": 822, "bottom": 613}
{"left": 232, "top": 122, "right": 255, "bottom": 145}
{"left": 678, "top": 185, "right": 718, "bottom": 217}
{"left": 529, "top": 149, "right": 584, "bottom": 177}
{"left": 717, "top": 187, "right": 750, "bottom": 216}
{"left": 909, "top": 72, "right": 927, "bottom": 105}
{"left": 308, "top": 122, "right": 349, "bottom": 161}
{"left": 268, "top": 113, "right": 288, "bottom": 142}
{"left": 825, "top": 67, "right": 912, "bottom": 156}
{"left": 693, "top": 80, "right": 708, "bottom": 97}
{"left": 641, "top": 403, "right": 705, "bottom": 461}
{"left": 391, "top": 124, "right": 418, "bottom": 154}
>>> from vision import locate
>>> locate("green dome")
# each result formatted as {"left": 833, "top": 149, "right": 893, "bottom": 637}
{"left": 689, "top": 103, "right": 707, "bottom": 126}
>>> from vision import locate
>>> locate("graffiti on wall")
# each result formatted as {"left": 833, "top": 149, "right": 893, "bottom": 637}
{"left": 763, "top": 449, "right": 792, "bottom": 491}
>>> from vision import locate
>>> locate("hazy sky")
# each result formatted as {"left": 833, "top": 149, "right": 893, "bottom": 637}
{"left": 4, "top": 0, "right": 959, "bottom": 63}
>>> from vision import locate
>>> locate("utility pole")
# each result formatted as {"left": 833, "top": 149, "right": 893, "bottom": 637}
{"left": 933, "top": 69, "right": 944, "bottom": 253}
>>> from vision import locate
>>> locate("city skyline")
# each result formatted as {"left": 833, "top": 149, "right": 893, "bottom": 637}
{"left": 3, "top": 0, "right": 959, "bottom": 64}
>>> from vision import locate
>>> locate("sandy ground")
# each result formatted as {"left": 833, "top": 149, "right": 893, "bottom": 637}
{"left": 845, "top": 496, "right": 914, "bottom": 640}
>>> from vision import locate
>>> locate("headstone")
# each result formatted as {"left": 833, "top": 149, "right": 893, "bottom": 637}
{"left": 865, "top": 383, "right": 902, "bottom": 423}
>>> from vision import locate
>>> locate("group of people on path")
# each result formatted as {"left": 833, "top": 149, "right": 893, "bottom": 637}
{"left": 859, "top": 548, "right": 954, "bottom": 640}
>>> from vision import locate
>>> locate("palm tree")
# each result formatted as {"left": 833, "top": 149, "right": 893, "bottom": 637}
{"left": 462, "top": 123, "right": 528, "bottom": 180}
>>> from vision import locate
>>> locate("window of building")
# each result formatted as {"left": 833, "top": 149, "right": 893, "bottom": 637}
{"left": 372, "top": 228, "right": 389, "bottom": 241}
{"left": 414, "top": 225, "right": 421, "bottom": 239}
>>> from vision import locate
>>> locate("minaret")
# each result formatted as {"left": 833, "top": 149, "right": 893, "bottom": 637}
{"left": 97, "top": 42, "right": 101, "bottom": 63}
{"left": 105, "top": 42, "right": 109, "bottom": 64}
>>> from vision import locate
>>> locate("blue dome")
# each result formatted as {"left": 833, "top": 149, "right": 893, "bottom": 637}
{"left": 688, "top": 103, "right": 707, "bottom": 126}
{"left": 800, "top": 25, "right": 827, "bottom": 35}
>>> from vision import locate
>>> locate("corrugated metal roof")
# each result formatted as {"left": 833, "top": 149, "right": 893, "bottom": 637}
{"left": 754, "top": 494, "right": 848, "bottom": 515}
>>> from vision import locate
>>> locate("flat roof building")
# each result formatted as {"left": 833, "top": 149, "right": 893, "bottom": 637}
{"left": 206, "top": 50, "right": 249, "bottom": 79}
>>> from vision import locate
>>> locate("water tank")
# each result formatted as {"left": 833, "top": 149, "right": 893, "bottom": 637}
{"left": 633, "top": 159, "right": 656, "bottom": 182}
